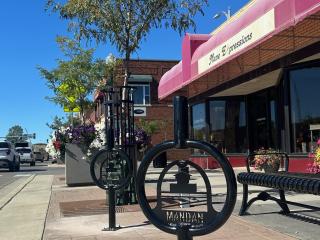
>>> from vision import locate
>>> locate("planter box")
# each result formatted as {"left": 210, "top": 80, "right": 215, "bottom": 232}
{"left": 65, "top": 143, "right": 95, "bottom": 186}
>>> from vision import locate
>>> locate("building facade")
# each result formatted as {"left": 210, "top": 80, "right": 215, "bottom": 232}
{"left": 159, "top": 0, "right": 320, "bottom": 172}
{"left": 92, "top": 59, "right": 189, "bottom": 160}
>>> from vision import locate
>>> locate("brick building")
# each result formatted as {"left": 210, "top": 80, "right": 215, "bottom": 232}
{"left": 92, "top": 59, "right": 189, "bottom": 160}
{"left": 159, "top": 0, "right": 320, "bottom": 171}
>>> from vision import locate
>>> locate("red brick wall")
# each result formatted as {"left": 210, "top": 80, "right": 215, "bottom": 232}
{"left": 134, "top": 104, "right": 191, "bottom": 161}
{"left": 92, "top": 59, "right": 190, "bottom": 161}
{"left": 114, "top": 59, "right": 179, "bottom": 104}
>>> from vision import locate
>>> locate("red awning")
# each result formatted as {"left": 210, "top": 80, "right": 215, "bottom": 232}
{"left": 158, "top": 61, "right": 183, "bottom": 99}
{"left": 158, "top": 0, "right": 320, "bottom": 100}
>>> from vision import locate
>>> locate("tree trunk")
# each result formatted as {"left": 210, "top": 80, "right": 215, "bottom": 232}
{"left": 79, "top": 97, "right": 85, "bottom": 124}
{"left": 119, "top": 54, "right": 131, "bottom": 145}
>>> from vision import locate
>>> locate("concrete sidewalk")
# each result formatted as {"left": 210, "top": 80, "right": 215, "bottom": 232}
{"left": 43, "top": 175, "right": 297, "bottom": 240}
{"left": 1, "top": 170, "right": 318, "bottom": 240}
{"left": 44, "top": 209, "right": 296, "bottom": 240}
{"left": 0, "top": 174, "right": 35, "bottom": 210}
{"left": 0, "top": 175, "right": 53, "bottom": 240}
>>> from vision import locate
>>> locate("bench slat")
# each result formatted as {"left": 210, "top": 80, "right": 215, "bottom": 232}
{"left": 237, "top": 172, "right": 320, "bottom": 195}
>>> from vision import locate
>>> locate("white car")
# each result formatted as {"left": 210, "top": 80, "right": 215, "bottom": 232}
{"left": 16, "top": 147, "right": 35, "bottom": 166}
{"left": 0, "top": 141, "right": 20, "bottom": 172}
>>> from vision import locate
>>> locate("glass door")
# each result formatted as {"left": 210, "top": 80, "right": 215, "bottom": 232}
{"left": 248, "top": 88, "right": 278, "bottom": 151}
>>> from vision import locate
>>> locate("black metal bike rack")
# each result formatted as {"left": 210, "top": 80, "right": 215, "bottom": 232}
{"left": 90, "top": 149, "right": 132, "bottom": 231}
{"left": 136, "top": 96, "right": 237, "bottom": 240}
{"left": 90, "top": 86, "right": 135, "bottom": 230}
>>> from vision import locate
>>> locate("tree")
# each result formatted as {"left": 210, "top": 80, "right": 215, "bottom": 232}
{"left": 6, "top": 125, "right": 26, "bottom": 144}
{"left": 137, "top": 118, "right": 159, "bottom": 136}
{"left": 46, "top": 115, "right": 81, "bottom": 131}
{"left": 38, "top": 36, "right": 107, "bottom": 122}
{"left": 46, "top": 0, "right": 209, "bottom": 86}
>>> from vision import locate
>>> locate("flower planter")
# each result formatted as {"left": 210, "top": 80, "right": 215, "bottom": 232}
{"left": 65, "top": 143, "right": 96, "bottom": 186}
{"left": 253, "top": 149, "right": 282, "bottom": 173}
{"left": 263, "top": 163, "right": 280, "bottom": 173}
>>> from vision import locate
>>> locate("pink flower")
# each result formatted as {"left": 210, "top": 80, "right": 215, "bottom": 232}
{"left": 53, "top": 140, "right": 61, "bottom": 150}
{"left": 317, "top": 139, "right": 320, "bottom": 145}
{"left": 307, "top": 162, "right": 320, "bottom": 174}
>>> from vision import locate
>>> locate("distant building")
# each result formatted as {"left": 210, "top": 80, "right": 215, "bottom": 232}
{"left": 90, "top": 59, "right": 189, "bottom": 160}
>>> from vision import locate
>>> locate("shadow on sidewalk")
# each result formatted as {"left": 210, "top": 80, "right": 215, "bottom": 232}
{"left": 242, "top": 209, "right": 320, "bottom": 225}
{"left": 119, "top": 220, "right": 151, "bottom": 229}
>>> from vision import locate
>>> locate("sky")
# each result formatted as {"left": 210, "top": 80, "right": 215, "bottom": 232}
{"left": 0, "top": 0, "right": 248, "bottom": 144}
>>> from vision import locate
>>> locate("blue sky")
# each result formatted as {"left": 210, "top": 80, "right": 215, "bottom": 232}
{"left": 0, "top": 0, "right": 248, "bottom": 143}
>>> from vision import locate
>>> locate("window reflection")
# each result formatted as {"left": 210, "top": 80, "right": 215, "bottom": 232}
{"left": 191, "top": 103, "right": 206, "bottom": 141}
{"left": 130, "top": 84, "right": 150, "bottom": 105}
{"left": 209, "top": 99, "right": 247, "bottom": 153}
{"left": 290, "top": 67, "right": 320, "bottom": 153}
{"left": 209, "top": 101, "right": 225, "bottom": 151}
{"left": 191, "top": 99, "right": 248, "bottom": 154}
{"left": 248, "top": 89, "right": 278, "bottom": 151}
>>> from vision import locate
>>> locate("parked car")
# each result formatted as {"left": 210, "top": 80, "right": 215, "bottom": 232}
{"left": 51, "top": 157, "right": 57, "bottom": 164}
{"left": 15, "top": 142, "right": 32, "bottom": 148}
{"left": 33, "top": 151, "right": 44, "bottom": 162}
{"left": 0, "top": 141, "right": 20, "bottom": 172}
{"left": 15, "top": 147, "right": 35, "bottom": 166}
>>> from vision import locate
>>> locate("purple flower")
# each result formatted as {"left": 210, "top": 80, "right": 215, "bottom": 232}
{"left": 134, "top": 128, "right": 148, "bottom": 145}
{"left": 60, "top": 124, "right": 97, "bottom": 146}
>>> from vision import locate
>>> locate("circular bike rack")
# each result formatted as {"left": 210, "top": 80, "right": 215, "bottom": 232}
{"left": 90, "top": 148, "right": 132, "bottom": 191}
{"left": 90, "top": 148, "right": 132, "bottom": 231}
{"left": 136, "top": 140, "right": 237, "bottom": 239}
{"left": 135, "top": 96, "right": 237, "bottom": 239}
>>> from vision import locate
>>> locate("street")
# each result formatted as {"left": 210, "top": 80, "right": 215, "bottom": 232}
{"left": 0, "top": 162, "right": 64, "bottom": 190}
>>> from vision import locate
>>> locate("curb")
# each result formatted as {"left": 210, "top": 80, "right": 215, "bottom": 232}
{"left": 0, "top": 174, "right": 35, "bottom": 210}
{"left": 47, "top": 164, "right": 65, "bottom": 168}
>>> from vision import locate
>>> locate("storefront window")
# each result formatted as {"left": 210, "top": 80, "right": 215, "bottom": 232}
{"left": 209, "top": 101, "right": 225, "bottom": 151}
{"left": 248, "top": 89, "right": 278, "bottom": 151}
{"left": 290, "top": 67, "right": 320, "bottom": 153}
{"left": 209, "top": 98, "right": 247, "bottom": 153}
{"left": 269, "top": 89, "right": 278, "bottom": 150}
{"left": 191, "top": 103, "right": 207, "bottom": 141}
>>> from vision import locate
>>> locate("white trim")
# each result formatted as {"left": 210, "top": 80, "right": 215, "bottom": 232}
{"left": 198, "top": 9, "right": 275, "bottom": 74}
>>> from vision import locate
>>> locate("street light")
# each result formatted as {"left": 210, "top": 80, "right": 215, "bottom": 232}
{"left": 213, "top": 6, "right": 231, "bottom": 20}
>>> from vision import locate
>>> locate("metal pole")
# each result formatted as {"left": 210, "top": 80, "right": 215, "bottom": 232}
{"left": 104, "top": 185, "right": 117, "bottom": 231}
{"left": 178, "top": 166, "right": 190, "bottom": 209}
{"left": 177, "top": 226, "right": 192, "bottom": 240}
{"left": 173, "top": 96, "right": 189, "bottom": 148}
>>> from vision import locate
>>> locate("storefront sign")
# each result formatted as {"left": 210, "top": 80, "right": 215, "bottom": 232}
{"left": 198, "top": 9, "right": 275, "bottom": 74}
{"left": 133, "top": 106, "right": 146, "bottom": 116}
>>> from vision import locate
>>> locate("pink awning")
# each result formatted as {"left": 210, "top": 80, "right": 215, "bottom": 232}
{"left": 158, "top": 61, "right": 183, "bottom": 99}
{"left": 158, "top": 0, "right": 320, "bottom": 100}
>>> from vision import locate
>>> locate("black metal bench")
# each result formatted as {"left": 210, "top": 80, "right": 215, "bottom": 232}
{"left": 237, "top": 153, "right": 320, "bottom": 216}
